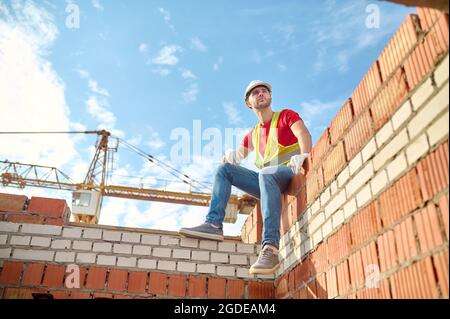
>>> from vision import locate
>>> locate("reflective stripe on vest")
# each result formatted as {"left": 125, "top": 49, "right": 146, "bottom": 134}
{"left": 252, "top": 111, "right": 300, "bottom": 169}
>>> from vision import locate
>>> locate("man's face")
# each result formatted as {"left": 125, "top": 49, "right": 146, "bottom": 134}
{"left": 246, "top": 85, "right": 272, "bottom": 110}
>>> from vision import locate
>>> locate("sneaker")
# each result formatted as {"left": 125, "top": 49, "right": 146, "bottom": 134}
{"left": 179, "top": 222, "right": 224, "bottom": 241}
{"left": 249, "top": 246, "right": 280, "bottom": 275}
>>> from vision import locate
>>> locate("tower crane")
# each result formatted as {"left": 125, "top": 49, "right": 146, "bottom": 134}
{"left": 0, "top": 130, "right": 257, "bottom": 224}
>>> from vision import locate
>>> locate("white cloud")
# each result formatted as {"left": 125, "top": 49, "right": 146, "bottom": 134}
{"left": 223, "top": 102, "right": 244, "bottom": 125}
{"left": 0, "top": 0, "right": 78, "bottom": 168}
{"left": 86, "top": 96, "right": 116, "bottom": 129}
{"left": 190, "top": 37, "right": 207, "bottom": 52}
{"left": 275, "top": 24, "right": 295, "bottom": 45}
{"left": 277, "top": 63, "right": 287, "bottom": 72}
{"left": 92, "top": 0, "right": 104, "bottom": 12}
{"left": 181, "top": 68, "right": 197, "bottom": 80}
{"left": 152, "top": 68, "right": 171, "bottom": 76}
{"left": 144, "top": 127, "right": 165, "bottom": 151}
{"left": 182, "top": 83, "right": 199, "bottom": 103}
{"left": 151, "top": 45, "right": 181, "bottom": 66}
{"left": 76, "top": 69, "right": 110, "bottom": 96}
{"left": 138, "top": 43, "right": 148, "bottom": 53}
{"left": 158, "top": 7, "right": 175, "bottom": 31}
{"left": 213, "top": 56, "right": 223, "bottom": 71}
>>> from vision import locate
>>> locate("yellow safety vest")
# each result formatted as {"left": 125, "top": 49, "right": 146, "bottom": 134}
{"left": 252, "top": 111, "right": 300, "bottom": 169}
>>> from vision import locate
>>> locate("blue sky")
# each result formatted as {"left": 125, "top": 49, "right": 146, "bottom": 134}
{"left": 0, "top": 0, "right": 415, "bottom": 235}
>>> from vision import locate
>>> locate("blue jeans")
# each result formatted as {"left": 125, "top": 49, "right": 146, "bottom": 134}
{"left": 205, "top": 163, "right": 294, "bottom": 249}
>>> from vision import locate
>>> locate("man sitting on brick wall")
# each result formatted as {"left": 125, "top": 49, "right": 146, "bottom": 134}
{"left": 179, "top": 80, "right": 312, "bottom": 275}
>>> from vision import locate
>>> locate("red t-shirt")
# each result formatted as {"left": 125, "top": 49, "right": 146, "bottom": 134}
{"left": 241, "top": 109, "right": 302, "bottom": 156}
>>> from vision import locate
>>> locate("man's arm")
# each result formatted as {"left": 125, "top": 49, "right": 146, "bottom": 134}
{"left": 290, "top": 120, "right": 312, "bottom": 153}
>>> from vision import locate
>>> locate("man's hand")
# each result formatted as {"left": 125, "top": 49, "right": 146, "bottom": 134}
{"left": 288, "top": 153, "right": 309, "bottom": 175}
{"left": 222, "top": 149, "right": 245, "bottom": 165}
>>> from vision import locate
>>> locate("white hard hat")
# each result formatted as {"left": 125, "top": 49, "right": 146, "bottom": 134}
{"left": 244, "top": 80, "right": 272, "bottom": 102}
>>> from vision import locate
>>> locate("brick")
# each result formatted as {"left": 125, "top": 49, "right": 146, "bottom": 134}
{"left": 323, "top": 142, "right": 347, "bottom": 185}
{"left": 350, "top": 202, "right": 381, "bottom": 249}
{"left": 55, "top": 252, "right": 75, "bottom": 263}
{"left": 22, "top": 263, "right": 44, "bottom": 286}
{"left": 121, "top": 232, "right": 141, "bottom": 243}
{"left": 102, "top": 230, "right": 122, "bottom": 241}
{"left": 141, "top": 234, "right": 160, "bottom": 245}
{"left": 357, "top": 278, "right": 391, "bottom": 299}
{"left": 177, "top": 261, "right": 196, "bottom": 273}
{"left": 393, "top": 217, "right": 418, "bottom": 263}
{"left": 415, "top": 203, "right": 444, "bottom": 253}
{"left": 377, "top": 230, "right": 397, "bottom": 272}
{"left": 96, "top": 255, "right": 116, "bottom": 266}
{"left": 371, "top": 169, "right": 389, "bottom": 196}
{"left": 20, "top": 224, "right": 61, "bottom": 236}
{"left": 433, "top": 54, "right": 449, "bottom": 87}
{"left": 82, "top": 228, "right": 102, "bottom": 239}
{"left": 172, "top": 249, "right": 191, "bottom": 259}
{"left": 356, "top": 184, "right": 372, "bottom": 208}
{"left": 28, "top": 197, "right": 67, "bottom": 218}
{"left": 312, "top": 229, "right": 323, "bottom": 247}
{"left": 386, "top": 153, "right": 408, "bottom": 181}
{"left": 0, "top": 261, "right": 23, "bottom": 285}
{"left": 343, "top": 197, "right": 357, "bottom": 220}
{"left": 10, "top": 235, "right": 31, "bottom": 246}
{"left": 411, "top": 79, "right": 435, "bottom": 111}
{"left": 325, "top": 189, "right": 346, "bottom": 218}
{"left": 0, "top": 193, "right": 27, "bottom": 212}
{"left": 148, "top": 272, "right": 167, "bottom": 295}
{"left": 188, "top": 275, "right": 206, "bottom": 298}
{"left": 330, "top": 180, "right": 338, "bottom": 195}
{"left": 349, "top": 153, "right": 363, "bottom": 176}
{"left": 0, "top": 221, "right": 20, "bottom": 232}
{"left": 348, "top": 251, "right": 365, "bottom": 288}
{"left": 416, "top": 141, "right": 449, "bottom": 201}
{"left": 310, "top": 129, "right": 331, "bottom": 170}
{"left": 427, "top": 110, "right": 449, "bottom": 147}
{"left": 327, "top": 224, "right": 351, "bottom": 265}
{"left": 70, "top": 291, "right": 91, "bottom": 299}
{"left": 73, "top": 240, "right": 92, "bottom": 251}
{"left": 218, "top": 242, "right": 236, "bottom": 252}
{"left": 378, "top": 169, "right": 422, "bottom": 228}
{"left": 12, "top": 249, "right": 54, "bottom": 261}
{"left": 326, "top": 267, "right": 338, "bottom": 299}
{"left": 344, "top": 111, "right": 373, "bottom": 162}
{"left": 376, "top": 121, "right": 394, "bottom": 148}
{"left": 378, "top": 14, "right": 420, "bottom": 80}
{"left": 346, "top": 162, "right": 374, "bottom": 198}
{"left": 316, "top": 272, "right": 328, "bottom": 299}
{"left": 191, "top": 250, "right": 209, "bottom": 261}
{"left": 152, "top": 247, "right": 171, "bottom": 258}
{"left": 390, "top": 257, "right": 439, "bottom": 298}
{"left": 320, "top": 188, "right": 331, "bottom": 207}
{"left": 331, "top": 210, "right": 345, "bottom": 229}
{"left": 93, "top": 242, "right": 112, "bottom": 253}
{"left": 248, "top": 281, "right": 274, "bottom": 299}
{"left": 236, "top": 243, "right": 254, "bottom": 254}
{"left": 206, "top": 277, "right": 226, "bottom": 298}
{"left": 51, "top": 239, "right": 71, "bottom": 249}
{"left": 51, "top": 291, "right": 70, "bottom": 299}
{"left": 6, "top": 213, "right": 44, "bottom": 224}
{"left": 337, "top": 166, "right": 350, "bottom": 188}
{"left": 180, "top": 237, "right": 198, "bottom": 248}
{"left": 432, "top": 249, "right": 449, "bottom": 298}
{"left": 438, "top": 194, "right": 449, "bottom": 240}
{"left": 351, "top": 62, "right": 383, "bottom": 116}
{"left": 137, "top": 259, "right": 157, "bottom": 270}
{"left": 373, "top": 129, "right": 409, "bottom": 171}
{"left": 157, "top": 260, "right": 176, "bottom": 271}
{"left": 306, "top": 169, "right": 321, "bottom": 204}
{"left": 329, "top": 99, "right": 354, "bottom": 145}
{"left": 93, "top": 292, "right": 113, "bottom": 299}
{"left": 226, "top": 279, "right": 245, "bottom": 298}
{"left": 161, "top": 235, "right": 179, "bottom": 246}
{"left": 107, "top": 269, "right": 128, "bottom": 291}
{"left": 408, "top": 82, "right": 449, "bottom": 139}
{"left": 310, "top": 212, "right": 325, "bottom": 234}
{"left": 132, "top": 245, "right": 151, "bottom": 255}
{"left": 417, "top": 7, "right": 441, "bottom": 31}
{"left": 42, "top": 265, "right": 65, "bottom": 288}
{"left": 361, "top": 138, "right": 377, "bottom": 163}
{"left": 406, "top": 134, "right": 430, "bottom": 166}
{"left": 75, "top": 253, "right": 96, "bottom": 264}
{"left": 117, "top": 257, "right": 136, "bottom": 268}
{"left": 197, "top": 264, "right": 215, "bottom": 274}
{"left": 85, "top": 267, "right": 107, "bottom": 290}
{"left": 62, "top": 227, "right": 82, "bottom": 238}
{"left": 404, "top": 15, "right": 449, "bottom": 89}
{"left": 127, "top": 271, "right": 147, "bottom": 294}
{"left": 168, "top": 274, "right": 186, "bottom": 297}
{"left": 198, "top": 240, "right": 217, "bottom": 251}
{"left": 44, "top": 218, "right": 64, "bottom": 226}
{"left": 3, "top": 288, "right": 34, "bottom": 299}
{"left": 360, "top": 241, "right": 379, "bottom": 271}
{"left": 31, "top": 236, "right": 51, "bottom": 247}
{"left": 392, "top": 100, "right": 413, "bottom": 131}
{"left": 336, "top": 260, "right": 351, "bottom": 296}
{"left": 113, "top": 243, "right": 132, "bottom": 254}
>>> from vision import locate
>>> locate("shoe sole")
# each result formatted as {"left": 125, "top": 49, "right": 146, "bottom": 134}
{"left": 249, "top": 262, "right": 280, "bottom": 275}
{"left": 179, "top": 228, "right": 224, "bottom": 241}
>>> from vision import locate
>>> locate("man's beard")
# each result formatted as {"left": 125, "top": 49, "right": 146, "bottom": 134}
{"left": 253, "top": 97, "right": 271, "bottom": 110}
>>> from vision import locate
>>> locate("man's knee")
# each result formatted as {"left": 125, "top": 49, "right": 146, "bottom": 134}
{"left": 216, "top": 162, "right": 236, "bottom": 177}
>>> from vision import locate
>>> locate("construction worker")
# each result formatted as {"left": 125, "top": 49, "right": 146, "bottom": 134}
{"left": 179, "top": 80, "right": 312, "bottom": 275}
